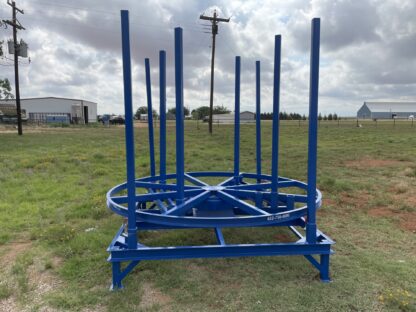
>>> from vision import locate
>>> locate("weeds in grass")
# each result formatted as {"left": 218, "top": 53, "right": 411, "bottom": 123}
{"left": 0, "top": 283, "right": 12, "bottom": 300}
{"left": 42, "top": 225, "right": 76, "bottom": 244}
{"left": 394, "top": 182, "right": 409, "bottom": 194}
{"left": 319, "top": 177, "right": 353, "bottom": 192}
{"left": 404, "top": 167, "right": 416, "bottom": 178}
{"left": 11, "top": 252, "right": 34, "bottom": 294}
{"left": 379, "top": 289, "right": 416, "bottom": 312}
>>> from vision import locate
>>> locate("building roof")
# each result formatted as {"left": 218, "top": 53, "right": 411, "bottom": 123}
{"left": 364, "top": 101, "right": 416, "bottom": 113}
{"left": 0, "top": 97, "right": 97, "bottom": 104}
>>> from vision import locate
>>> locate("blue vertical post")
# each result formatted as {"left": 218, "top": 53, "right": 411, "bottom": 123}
{"left": 145, "top": 58, "right": 156, "bottom": 177}
{"left": 306, "top": 18, "right": 320, "bottom": 244}
{"left": 159, "top": 51, "right": 166, "bottom": 184}
{"left": 271, "top": 35, "right": 281, "bottom": 208}
{"left": 120, "top": 10, "right": 137, "bottom": 249}
{"left": 255, "top": 60, "right": 261, "bottom": 182}
{"left": 174, "top": 28, "right": 185, "bottom": 205}
{"left": 234, "top": 56, "right": 241, "bottom": 184}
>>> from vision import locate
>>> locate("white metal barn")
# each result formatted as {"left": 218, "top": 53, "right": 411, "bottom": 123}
{"left": 0, "top": 97, "right": 98, "bottom": 123}
{"left": 357, "top": 101, "right": 416, "bottom": 119}
{"left": 208, "top": 111, "right": 255, "bottom": 124}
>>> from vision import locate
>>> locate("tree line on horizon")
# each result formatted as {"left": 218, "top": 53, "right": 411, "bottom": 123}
{"left": 135, "top": 105, "right": 340, "bottom": 121}
{"left": 261, "top": 112, "right": 340, "bottom": 120}
{"left": 135, "top": 105, "right": 230, "bottom": 119}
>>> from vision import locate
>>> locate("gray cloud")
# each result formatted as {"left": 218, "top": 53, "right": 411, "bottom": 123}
{"left": 0, "top": 0, "right": 415, "bottom": 116}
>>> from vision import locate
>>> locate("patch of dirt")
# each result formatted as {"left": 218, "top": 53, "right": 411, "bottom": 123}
{"left": 0, "top": 297, "right": 20, "bottom": 312}
{"left": 323, "top": 198, "right": 337, "bottom": 206}
{"left": 0, "top": 242, "right": 32, "bottom": 265}
{"left": 339, "top": 191, "right": 372, "bottom": 209}
{"left": 368, "top": 207, "right": 416, "bottom": 233}
{"left": 345, "top": 158, "right": 406, "bottom": 169}
{"left": 400, "top": 216, "right": 416, "bottom": 233}
{"left": 0, "top": 242, "right": 66, "bottom": 312}
{"left": 368, "top": 207, "right": 397, "bottom": 217}
{"left": 393, "top": 194, "right": 416, "bottom": 206}
{"left": 139, "top": 283, "right": 172, "bottom": 311}
{"left": 27, "top": 257, "right": 63, "bottom": 299}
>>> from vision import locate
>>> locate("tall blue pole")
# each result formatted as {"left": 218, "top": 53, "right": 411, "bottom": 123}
{"left": 255, "top": 60, "right": 261, "bottom": 182}
{"left": 306, "top": 18, "right": 320, "bottom": 244}
{"left": 234, "top": 56, "right": 241, "bottom": 184}
{"left": 120, "top": 10, "right": 137, "bottom": 249}
{"left": 174, "top": 28, "right": 185, "bottom": 205}
{"left": 159, "top": 51, "right": 166, "bottom": 184}
{"left": 145, "top": 58, "right": 156, "bottom": 177}
{"left": 271, "top": 35, "right": 281, "bottom": 208}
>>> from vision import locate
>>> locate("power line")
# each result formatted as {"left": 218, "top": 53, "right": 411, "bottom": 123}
{"left": 28, "top": 0, "right": 207, "bottom": 32}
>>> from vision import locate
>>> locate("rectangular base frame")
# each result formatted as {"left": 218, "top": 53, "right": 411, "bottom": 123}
{"left": 107, "top": 220, "right": 334, "bottom": 290}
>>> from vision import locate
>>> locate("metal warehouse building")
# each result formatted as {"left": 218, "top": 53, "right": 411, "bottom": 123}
{"left": 0, "top": 97, "right": 97, "bottom": 123}
{"left": 357, "top": 101, "right": 416, "bottom": 119}
{"left": 205, "top": 111, "right": 255, "bottom": 124}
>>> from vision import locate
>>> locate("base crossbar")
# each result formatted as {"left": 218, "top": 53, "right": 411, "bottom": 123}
{"left": 107, "top": 223, "right": 334, "bottom": 289}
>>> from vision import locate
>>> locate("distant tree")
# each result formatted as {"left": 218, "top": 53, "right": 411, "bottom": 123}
{"left": 318, "top": 113, "right": 322, "bottom": 121}
{"left": 135, "top": 106, "right": 158, "bottom": 119}
{"left": 260, "top": 112, "right": 272, "bottom": 120}
{"left": 213, "top": 105, "right": 231, "bottom": 115}
{"left": 0, "top": 41, "right": 14, "bottom": 100}
{"left": 323, "top": 114, "right": 328, "bottom": 121}
{"left": 0, "top": 79, "right": 13, "bottom": 100}
{"left": 261, "top": 112, "right": 305, "bottom": 120}
{"left": 328, "top": 113, "right": 333, "bottom": 121}
{"left": 192, "top": 106, "right": 210, "bottom": 120}
{"left": 333, "top": 113, "right": 338, "bottom": 120}
{"left": 168, "top": 106, "right": 190, "bottom": 117}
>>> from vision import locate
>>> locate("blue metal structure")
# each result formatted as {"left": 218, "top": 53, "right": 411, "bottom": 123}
{"left": 107, "top": 10, "right": 333, "bottom": 289}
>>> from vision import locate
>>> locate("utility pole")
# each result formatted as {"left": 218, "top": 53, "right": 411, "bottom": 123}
{"left": 3, "top": 0, "right": 25, "bottom": 135}
{"left": 200, "top": 10, "right": 229, "bottom": 134}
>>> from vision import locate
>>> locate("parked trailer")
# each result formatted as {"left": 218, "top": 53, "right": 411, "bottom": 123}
{"left": 0, "top": 104, "right": 28, "bottom": 123}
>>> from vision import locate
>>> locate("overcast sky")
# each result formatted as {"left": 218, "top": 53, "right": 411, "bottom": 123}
{"left": 1, "top": 0, "right": 415, "bottom": 115}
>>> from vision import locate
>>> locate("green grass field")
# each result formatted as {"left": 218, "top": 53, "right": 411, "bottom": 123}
{"left": 0, "top": 121, "right": 415, "bottom": 311}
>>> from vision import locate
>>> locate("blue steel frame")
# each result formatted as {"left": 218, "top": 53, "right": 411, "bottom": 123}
{"left": 107, "top": 11, "right": 333, "bottom": 290}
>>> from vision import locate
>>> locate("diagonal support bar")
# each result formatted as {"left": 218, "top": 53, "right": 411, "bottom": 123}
{"left": 217, "top": 176, "right": 236, "bottom": 187}
{"left": 214, "top": 227, "right": 226, "bottom": 245}
{"left": 217, "top": 191, "right": 268, "bottom": 215}
{"left": 184, "top": 173, "right": 209, "bottom": 186}
{"left": 165, "top": 190, "right": 211, "bottom": 216}
{"left": 112, "top": 189, "right": 204, "bottom": 204}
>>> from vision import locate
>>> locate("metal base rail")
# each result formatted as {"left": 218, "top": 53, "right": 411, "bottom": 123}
{"left": 108, "top": 223, "right": 333, "bottom": 289}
